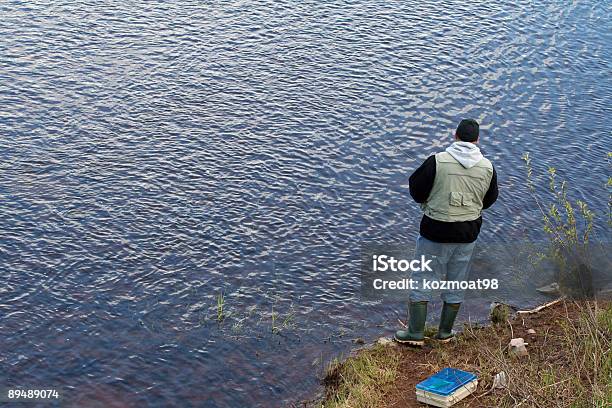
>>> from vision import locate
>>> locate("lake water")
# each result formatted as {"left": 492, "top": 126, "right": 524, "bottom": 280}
{"left": 0, "top": 1, "right": 610, "bottom": 407}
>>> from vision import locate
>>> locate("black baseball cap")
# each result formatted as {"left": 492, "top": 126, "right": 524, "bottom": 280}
{"left": 456, "top": 119, "right": 479, "bottom": 142}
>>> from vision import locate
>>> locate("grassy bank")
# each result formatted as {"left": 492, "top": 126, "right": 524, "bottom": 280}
{"left": 318, "top": 299, "right": 611, "bottom": 407}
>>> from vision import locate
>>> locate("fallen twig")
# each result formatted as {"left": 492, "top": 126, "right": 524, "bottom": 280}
{"left": 517, "top": 297, "right": 565, "bottom": 314}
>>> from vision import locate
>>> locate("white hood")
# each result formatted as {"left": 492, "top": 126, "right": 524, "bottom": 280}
{"left": 445, "top": 141, "right": 483, "bottom": 169}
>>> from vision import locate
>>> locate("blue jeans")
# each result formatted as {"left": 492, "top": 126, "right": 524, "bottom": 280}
{"left": 409, "top": 235, "right": 477, "bottom": 304}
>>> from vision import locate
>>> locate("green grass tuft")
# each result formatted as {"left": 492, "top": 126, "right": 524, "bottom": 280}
{"left": 322, "top": 345, "right": 400, "bottom": 408}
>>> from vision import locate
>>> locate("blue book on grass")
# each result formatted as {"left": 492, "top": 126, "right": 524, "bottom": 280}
{"left": 416, "top": 368, "right": 477, "bottom": 396}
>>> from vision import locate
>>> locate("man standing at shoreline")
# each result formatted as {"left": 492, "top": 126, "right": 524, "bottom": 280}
{"left": 395, "top": 119, "right": 498, "bottom": 346}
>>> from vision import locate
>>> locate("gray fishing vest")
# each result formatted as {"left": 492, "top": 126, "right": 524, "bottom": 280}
{"left": 421, "top": 152, "right": 493, "bottom": 222}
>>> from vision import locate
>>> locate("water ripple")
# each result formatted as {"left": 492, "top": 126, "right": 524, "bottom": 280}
{"left": 0, "top": 0, "right": 610, "bottom": 407}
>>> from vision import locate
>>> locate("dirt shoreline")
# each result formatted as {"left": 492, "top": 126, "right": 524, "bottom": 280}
{"left": 302, "top": 299, "right": 611, "bottom": 408}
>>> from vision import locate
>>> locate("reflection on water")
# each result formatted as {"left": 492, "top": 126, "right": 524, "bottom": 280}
{"left": 0, "top": 0, "right": 610, "bottom": 406}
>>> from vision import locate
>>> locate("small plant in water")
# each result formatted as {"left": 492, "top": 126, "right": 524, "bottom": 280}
{"left": 271, "top": 304, "right": 279, "bottom": 334}
{"left": 217, "top": 292, "right": 225, "bottom": 322}
{"left": 522, "top": 152, "right": 602, "bottom": 298}
{"left": 270, "top": 303, "right": 296, "bottom": 335}
{"left": 282, "top": 309, "right": 296, "bottom": 330}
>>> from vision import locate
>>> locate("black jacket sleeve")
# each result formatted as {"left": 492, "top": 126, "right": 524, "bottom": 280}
{"left": 409, "top": 155, "right": 436, "bottom": 203}
{"left": 482, "top": 165, "right": 498, "bottom": 209}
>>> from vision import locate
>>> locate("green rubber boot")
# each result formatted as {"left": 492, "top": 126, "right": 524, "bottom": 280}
{"left": 435, "top": 302, "right": 461, "bottom": 342}
{"left": 394, "top": 301, "right": 427, "bottom": 347}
